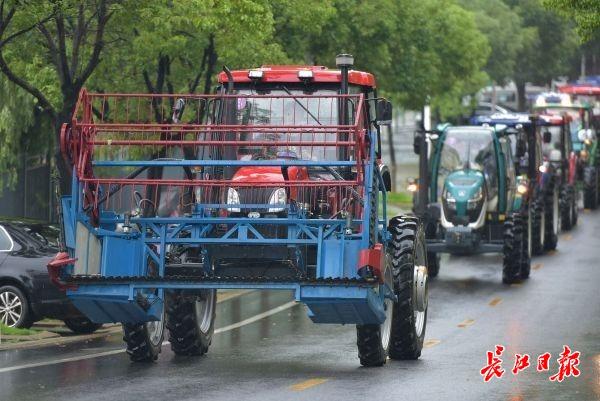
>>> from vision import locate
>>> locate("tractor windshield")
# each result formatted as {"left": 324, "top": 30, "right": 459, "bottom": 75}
{"left": 233, "top": 89, "right": 340, "bottom": 161}
{"left": 437, "top": 128, "right": 498, "bottom": 200}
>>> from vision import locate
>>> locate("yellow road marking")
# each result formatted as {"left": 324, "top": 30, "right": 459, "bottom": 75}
{"left": 584, "top": 209, "right": 591, "bottom": 213}
{"left": 457, "top": 319, "right": 475, "bottom": 328}
{"left": 548, "top": 250, "right": 558, "bottom": 256}
{"left": 424, "top": 339, "right": 441, "bottom": 348}
{"left": 510, "top": 283, "right": 522, "bottom": 287}
{"left": 561, "top": 234, "right": 573, "bottom": 241}
{"left": 532, "top": 263, "right": 543, "bottom": 270}
{"left": 488, "top": 297, "right": 502, "bottom": 307}
{"left": 290, "top": 378, "right": 329, "bottom": 391}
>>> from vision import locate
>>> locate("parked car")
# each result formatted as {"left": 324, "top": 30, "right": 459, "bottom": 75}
{"left": 0, "top": 220, "right": 102, "bottom": 333}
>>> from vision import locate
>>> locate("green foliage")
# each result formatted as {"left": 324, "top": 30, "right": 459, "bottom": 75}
{"left": 0, "top": 322, "right": 38, "bottom": 335}
{"left": 0, "top": 77, "right": 36, "bottom": 190}
{"left": 459, "top": 0, "right": 533, "bottom": 85}
{"left": 275, "top": 0, "right": 490, "bottom": 116}
{"left": 544, "top": 0, "right": 600, "bottom": 41}
{"left": 509, "top": 0, "right": 578, "bottom": 86}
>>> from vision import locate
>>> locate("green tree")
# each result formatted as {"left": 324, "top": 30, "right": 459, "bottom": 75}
{"left": 274, "top": 0, "right": 490, "bottom": 117}
{"left": 458, "top": 0, "right": 533, "bottom": 86}
{"left": 505, "top": 0, "right": 578, "bottom": 110}
{"left": 0, "top": 0, "right": 120, "bottom": 186}
{"left": 544, "top": 0, "right": 600, "bottom": 41}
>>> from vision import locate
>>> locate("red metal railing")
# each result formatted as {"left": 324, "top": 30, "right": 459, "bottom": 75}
{"left": 65, "top": 90, "right": 369, "bottom": 221}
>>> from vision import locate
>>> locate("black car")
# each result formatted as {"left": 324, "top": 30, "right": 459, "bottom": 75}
{"left": 0, "top": 221, "right": 101, "bottom": 333}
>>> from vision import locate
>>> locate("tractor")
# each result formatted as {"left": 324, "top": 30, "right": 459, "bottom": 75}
{"left": 48, "top": 55, "right": 429, "bottom": 367}
{"left": 534, "top": 92, "right": 599, "bottom": 210}
{"left": 470, "top": 113, "right": 561, "bottom": 255}
{"left": 535, "top": 114, "right": 579, "bottom": 231}
{"left": 410, "top": 114, "right": 534, "bottom": 284}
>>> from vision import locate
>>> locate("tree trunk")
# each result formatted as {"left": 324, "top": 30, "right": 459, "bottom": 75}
{"left": 516, "top": 80, "right": 527, "bottom": 112}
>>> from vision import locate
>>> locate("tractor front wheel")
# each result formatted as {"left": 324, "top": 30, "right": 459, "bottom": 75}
{"left": 166, "top": 289, "right": 216, "bottom": 356}
{"left": 123, "top": 308, "right": 165, "bottom": 362}
{"left": 583, "top": 166, "right": 599, "bottom": 210}
{"left": 502, "top": 213, "right": 527, "bottom": 284}
{"left": 544, "top": 184, "right": 559, "bottom": 251}
{"left": 531, "top": 199, "right": 545, "bottom": 256}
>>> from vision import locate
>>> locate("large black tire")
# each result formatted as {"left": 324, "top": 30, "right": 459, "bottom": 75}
{"left": 427, "top": 252, "right": 440, "bottom": 278}
{"left": 388, "top": 217, "right": 427, "bottom": 360}
{"left": 583, "top": 166, "right": 599, "bottom": 210}
{"left": 502, "top": 213, "right": 526, "bottom": 284}
{"left": 530, "top": 199, "right": 545, "bottom": 256}
{"left": 64, "top": 317, "right": 103, "bottom": 334}
{"left": 166, "top": 290, "right": 216, "bottom": 356}
{"left": 520, "top": 208, "right": 532, "bottom": 280}
{"left": 560, "top": 186, "right": 577, "bottom": 231}
{"left": 356, "top": 216, "right": 428, "bottom": 366}
{"left": 544, "top": 183, "right": 559, "bottom": 251}
{"left": 0, "top": 285, "right": 33, "bottom": 328}
{"left": 123, "top": 309, "right": 165, "bottom": 362}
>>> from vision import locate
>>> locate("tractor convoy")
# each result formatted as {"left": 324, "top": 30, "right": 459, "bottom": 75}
{"left": 47, "top": 53, "right": 598, "bottom": 367}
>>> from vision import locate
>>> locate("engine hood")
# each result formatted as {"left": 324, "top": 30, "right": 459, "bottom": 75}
{"left": 444, "top": 170, "right": 484, "bottom": 202}
{"left": 442, "top": 170, "right": 485, "bottom": 224}
{"left": 232, "top": 166, "right": 285, "bottom": 183}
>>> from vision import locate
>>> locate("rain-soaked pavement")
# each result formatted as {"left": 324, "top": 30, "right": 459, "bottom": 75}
{"left": 1, "top": 213, "right": 600, "bottom": 401}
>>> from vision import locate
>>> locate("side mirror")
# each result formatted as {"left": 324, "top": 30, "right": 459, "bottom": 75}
{"left": 516, "top": 138, "right": 526, "bottom": 158}
{"left": 413, "top": 132, "right": 422, "bottom": 155}
{"left": 578, "top": 128, "right": 594, "bottom": 142}
{"left": 543, "top": 131, "right": 552, "bottom": 144}
{"left": 376, "top": 99, "right": 392, "bottom": 126}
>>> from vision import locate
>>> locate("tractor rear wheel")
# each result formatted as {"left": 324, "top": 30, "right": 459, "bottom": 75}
{"left": 166, "top": 289, "right": 216, "bottom": 356}
{"left": 502, "top": 213, "right": 525, "bottom": 284}
{"left": 531, "top": 199, "right": 545, "bottom": 256}
{"left": 123, "top": 308, "right": 165, "bottom": 362}
{"left": 583, "top": 166, "right": 599, "bottom": 210}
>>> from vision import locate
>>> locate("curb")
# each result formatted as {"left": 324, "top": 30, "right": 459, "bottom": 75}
{"left": 0, "top": 326, "right": 122, "bottom": 352}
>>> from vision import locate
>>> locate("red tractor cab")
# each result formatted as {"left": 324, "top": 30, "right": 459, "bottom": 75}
{"left": 538, "top": 113, "right": 579, "bottom": 230}
{"left": 215, "top": 64, "right": 393, "bottom": 219}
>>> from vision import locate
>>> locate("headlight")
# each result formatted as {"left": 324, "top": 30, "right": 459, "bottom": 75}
{"left": 467, "top": 188, "right": 483, "bottom": 210}
{"left": 226, "top": 188, "right": 241, "bottom": 213}
{"left": 268, "top": 188, "right": 287, "bottom": 213}
{"left": 443, "top": 189, "right": 456, "bottom": 209}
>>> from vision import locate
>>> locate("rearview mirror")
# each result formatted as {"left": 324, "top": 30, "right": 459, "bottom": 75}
{"left": 376, "top": 99, "right": 392, "bottom": 126}
{"left": 543, "top": 131, "right": 552, "bottom": 144}
{"left": 413, "top": 132, "right": 422, "bottom": 155}
{"left": 516, "top": 138, "right": 526, "bottom": 158}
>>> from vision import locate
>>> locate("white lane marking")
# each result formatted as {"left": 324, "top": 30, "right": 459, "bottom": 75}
{"left": 214, "top": 301, "right": 296, "bottom": 334}
{"left": 0, "top": 301, "right": 298, "bottom": 374}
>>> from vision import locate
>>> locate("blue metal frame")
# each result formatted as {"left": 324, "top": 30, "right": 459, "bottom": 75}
{"left": 62, "top": 128, "right": 394, "bottom": 326}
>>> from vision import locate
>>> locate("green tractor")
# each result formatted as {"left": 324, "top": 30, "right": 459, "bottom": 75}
{"left": 411, "top": 117, "right": 536, "bottom": 284}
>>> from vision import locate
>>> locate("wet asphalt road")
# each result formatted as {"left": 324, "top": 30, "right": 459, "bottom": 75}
{"left": 1, "top": 213, "right": 600, "bottom": 401}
